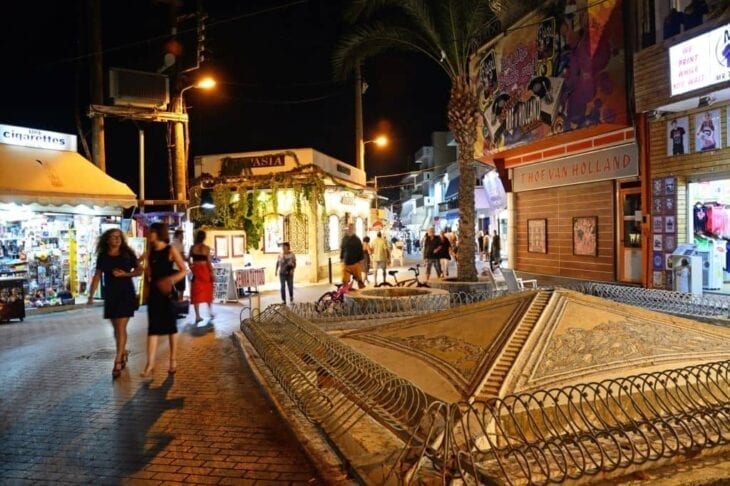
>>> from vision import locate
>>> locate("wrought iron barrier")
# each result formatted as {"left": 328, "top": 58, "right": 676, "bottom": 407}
{"left": 571, "top": 283, "right": 730, "bottom": 322}
{"left": 242, "top": 304, "right": 730, "bottom": 484}
{"left": 393, "top": 360, "right": 730, "bottom": 485}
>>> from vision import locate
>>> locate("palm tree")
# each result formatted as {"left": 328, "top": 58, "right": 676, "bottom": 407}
{"left": 334, "top": 0, "right": 539, "bottom": 281}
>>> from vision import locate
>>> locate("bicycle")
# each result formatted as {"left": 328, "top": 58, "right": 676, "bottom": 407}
{"left": 315, "top": 279, "right": 354, "bottom": 314}
{"left": 376, "top": 264, "right": 430, "bottom": 288}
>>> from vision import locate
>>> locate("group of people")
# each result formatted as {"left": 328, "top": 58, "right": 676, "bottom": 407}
{"left": 478, "top": 230, "right": 502, "bottom": 269}
{"left": 421, "top": 227, "right": 456, "bottom": 280}
{"left": 88, "top": 224, "right": 216, "bottom": 379}
{"left": 337, "top": 223, "right": 393, "bottom": 288}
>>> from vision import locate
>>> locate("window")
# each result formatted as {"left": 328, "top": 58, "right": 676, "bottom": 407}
{"left": 285, "top": 214, "right": 308, "bottom": 253}
{"left": 325, "top": 214, "right": 340, "bottom": 252}
{"left": 263, "top": 214, "right": 284, "bottom": 253}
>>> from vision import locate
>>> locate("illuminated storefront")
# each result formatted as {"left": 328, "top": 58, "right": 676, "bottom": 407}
{"left": 0, "top": 124, "right": 136, "bottom": 316}
{"left": 193, "top": 148, "right": 373, "bottom": 284}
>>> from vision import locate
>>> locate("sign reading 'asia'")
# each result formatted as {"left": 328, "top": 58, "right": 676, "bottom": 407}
{"left": 512, "top": 143, "right": 639, "bottom": 192}
{"left": 219, "top": 154, "right": 286, "bottom": 176}
{"left": 669, "top": 23, "right": 730, "bottom": 96}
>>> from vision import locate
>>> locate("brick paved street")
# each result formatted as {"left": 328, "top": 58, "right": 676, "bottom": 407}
{"left": 0, "top": 300, "right": 323, "bottom": 485}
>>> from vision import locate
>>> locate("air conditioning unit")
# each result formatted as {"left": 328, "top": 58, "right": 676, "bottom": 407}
{"left": 109, "top": 68, "right": 170, "bottom": 109}
{"left": 424, "top": 197, "right": 435, "bottom": 206}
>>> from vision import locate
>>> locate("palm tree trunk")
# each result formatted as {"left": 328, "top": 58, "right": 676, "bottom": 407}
{"left": 448, "top": 76, "right": 479, "bottom": 282}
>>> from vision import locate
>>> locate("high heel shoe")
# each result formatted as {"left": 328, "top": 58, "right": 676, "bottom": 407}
{"left": 168, "top": 360, "right": 177, "bottom": 375}
{"left": 120, "top": 350, "right": 129, "bottom": 370}
{"left": 112, "top": 361, "right": 123, "bottom": 379}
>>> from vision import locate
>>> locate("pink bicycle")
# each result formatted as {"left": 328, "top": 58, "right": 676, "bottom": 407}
{"left": 315, "top": 279, "right": 354, "bottom": 314}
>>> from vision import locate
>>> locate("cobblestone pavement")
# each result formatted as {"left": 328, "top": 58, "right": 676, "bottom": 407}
{"left": 0, "top": 302, "right": 322, "bottom": 485}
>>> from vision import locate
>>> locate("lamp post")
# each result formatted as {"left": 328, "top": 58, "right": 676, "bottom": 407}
{"left": 172, "top": 77, "right": 216, "bottom": 206}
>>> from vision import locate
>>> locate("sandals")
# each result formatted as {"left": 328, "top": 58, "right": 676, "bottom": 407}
{"left": 140, "top": 366, "right": 154, "bottom": 378}
{"left": 120, "top": 350, "right": 129, "bottom": 370}
{"left": 112, "top": 361, "right": 123, "bottom": 379}
{"left": 168, "top": 360, "right": 177, "bottom": 375}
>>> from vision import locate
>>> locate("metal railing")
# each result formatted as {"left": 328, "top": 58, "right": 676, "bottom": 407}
{"left": 570, "top": 283, "right": 730, "bottom": 322}
{"left": 393, "top": 360, "right": 730, "bottom": 485}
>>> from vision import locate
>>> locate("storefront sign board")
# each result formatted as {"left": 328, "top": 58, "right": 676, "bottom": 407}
{"left": 0, "top": 124, "right": 77, "bottom": 152}
{"left": 669, "top": 23, "right": 730, "bottom": 96}
{"left": 512, "top": 143, "right": 638, "bottom": 192}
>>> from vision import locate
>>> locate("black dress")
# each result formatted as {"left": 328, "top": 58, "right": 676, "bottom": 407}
{"left": 148, "top": 245, "right": 177, "bottom": 335}
{"left": 97, "top": 251, "right": 138, "bottom": 319}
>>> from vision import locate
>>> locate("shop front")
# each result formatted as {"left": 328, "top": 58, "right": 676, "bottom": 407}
{"left": 0, "top": 124, "right": 137, "bottom": 317}
{"left": 192, "top": 148, "right": 373, "bottom": 285}
{"left": 634, "top": 21, "right": 730, "bottom": 293}
{"left": 509, "top": 139, "right": 640, "bottom": 282}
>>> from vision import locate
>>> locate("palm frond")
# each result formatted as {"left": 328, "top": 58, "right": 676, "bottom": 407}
{"left": 333, "top": 19, "right": 448, "bottom": 78}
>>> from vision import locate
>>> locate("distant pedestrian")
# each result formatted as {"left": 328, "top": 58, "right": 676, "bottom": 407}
{"left": 88, "top": 229, "right": 143, "bottom": 379}
{"left": 141, "top": 222, "right": 187, "bottom": 377}
{"left": 477, "top": 231, "right": 484, "bottom": 259}
{"left": 275, "top": 242, "right": 296, "bottom": 303}
{"left": 490, "top": 230, "right": 501, "bottom": 269}
{"left": 371, "top": 231, "right": 390, "bottom": 285}
{"left": 362, "top": 236, "right": 372, "bottom": 284}
{"left": 437, "top": 230, "right": 452, "bottom": 277}
{"left": 422, "top": 227, "right": 442, "bottom": 280}
{"left": 340, "top": 223, "right": 366, "bottom": 289}
{"left": 482, "top": 232, "right": 491, "bottom": 262}
{"left": 170, "top": 229, "right": 187, "bottom": 301}
{"left": 188, "top": 230, "right": 215, "bottom": 324}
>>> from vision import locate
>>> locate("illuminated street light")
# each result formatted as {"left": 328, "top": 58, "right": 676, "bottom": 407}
{"left": 174, "top": 77, "right": 217, "bottom": 205}
{"left": 366, "top": 135, "right": 388, "bottom": 147}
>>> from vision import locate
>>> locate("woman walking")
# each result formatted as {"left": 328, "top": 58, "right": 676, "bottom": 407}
{"left": 274, "top": 242, "right": 296, "bottom": 303}
{"left": 362, "top": 236, "right": 372, "bottom": 284}
{"left": 188, "top": 230, "right": 215, "bottom": 324}
{"left": 88, "top": 229, "right": 143, "bottom": 379}
{"left": 141, "top": 222, "right": 187, "bottom": 377}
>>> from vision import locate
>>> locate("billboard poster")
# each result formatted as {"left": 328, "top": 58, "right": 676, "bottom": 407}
{"left": 473, "top": 0, "right": 627, "bottom": 155}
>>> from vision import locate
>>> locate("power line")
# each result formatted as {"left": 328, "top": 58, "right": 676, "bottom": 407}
{"left": 43, "top": 0, "right": 308, "bottom": 67}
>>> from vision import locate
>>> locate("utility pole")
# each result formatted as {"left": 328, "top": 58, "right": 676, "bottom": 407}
{"left": 88, "top": 0, "right": 106, "bottom": 172}
{"left": 355, "top": 64, "right": 364, "bottom": 172}
{"left": 173, "top": 94, "right": 187, "bottom": 203}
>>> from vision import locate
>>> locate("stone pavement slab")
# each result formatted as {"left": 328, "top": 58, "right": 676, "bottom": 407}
{"left": 0, "top": 302, "right": 322, "bottom": 485}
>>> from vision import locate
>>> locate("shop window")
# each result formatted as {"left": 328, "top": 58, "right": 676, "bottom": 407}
{"left": 263, "top": 214, "right": 284, "bottom": 253}
{"left": 325, "top": 214, "right": 340, "bottom": 252}
{"left": 284, "top": 214, "right": 308, "bottom": 253}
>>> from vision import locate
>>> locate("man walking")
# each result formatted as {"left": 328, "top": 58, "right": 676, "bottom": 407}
{"left": 340, "top": 223, "right": 366, "bottom": 289}
{"left": 422, "top": 227, "right": 442, "bottom": 280}
{"left": 370, "top": 231, "right": 390, "bottom": 285}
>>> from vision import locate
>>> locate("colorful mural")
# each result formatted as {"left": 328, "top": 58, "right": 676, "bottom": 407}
{"left": 473, "top": 0, "right": 627, "bottom": 154}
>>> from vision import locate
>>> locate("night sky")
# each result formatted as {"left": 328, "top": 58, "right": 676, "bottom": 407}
{"left": 0, "top": 0, "right": 450, "bottom": 200}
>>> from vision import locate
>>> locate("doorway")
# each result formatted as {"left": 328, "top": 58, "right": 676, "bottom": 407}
{"left": 619, "top": 188, "right": 642, "bottom": 283}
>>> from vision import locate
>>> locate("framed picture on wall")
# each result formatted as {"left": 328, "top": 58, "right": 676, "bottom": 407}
{"left": 666, "top": 117, "right": 689, "bottom": 156}
{"left": 652, "top": 178, "right": 664, "bottom": 196}
{"left": 214, "top": 235, "right": 229, "bottom": 258}
{"left": 653, "top": 197, "right": 664, "bottom": 215}
{"left": 652, "top": 215, "right": 663, "bottom": 233}
{"left": 695, "top": 109, "right": 721, "bottom": 152}
{"left": 652, "top": 234, "right": 663, "bottom": 251}
{"left": 664, "top": 235, "right": 676, "bottom": 252}
{"left": 572, "top": 216, "right": 598, "bottom": 256}
{"left": 231, "top": 235, "right": 246, "bottom": 257}
{"left": 664, "top": 215, "right": 676, "bottom": 233}
{"left": 664, "top": 177, "right": 676, "bottom": 195}
{"left": 527, "top": 219, "right": 547, "bottom": 253}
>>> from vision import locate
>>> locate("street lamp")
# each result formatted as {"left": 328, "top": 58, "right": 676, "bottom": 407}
{"left": 185, "top": 188, "right": 215, "bottom": 221}
{"left": 173, "top": 77, "right": 216, "bottom": 206}
{"left": 358, "top": 134, "right": 388, "bottom": 173}
{"left": 366, "top": 135, "right": 388, "bottom": 147}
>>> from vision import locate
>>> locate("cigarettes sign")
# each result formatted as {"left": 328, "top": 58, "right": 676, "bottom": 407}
{"left": 669, "top": 24, "right": 730, "bottom": 96}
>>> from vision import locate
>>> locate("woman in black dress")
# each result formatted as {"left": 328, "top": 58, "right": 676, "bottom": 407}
{"left": 141, "top": 222, "right": 187, "bottom": 377}
{"left": 88, "top": 229, "right": 143, "bottom": 379}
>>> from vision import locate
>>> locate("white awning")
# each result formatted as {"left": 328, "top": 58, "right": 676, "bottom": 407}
{"left": 0, "top": 144, "right": 137, "bottom": 210}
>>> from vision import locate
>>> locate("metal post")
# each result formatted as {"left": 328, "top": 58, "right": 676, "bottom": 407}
{"left": 328, "top": 257, "right": 333, "bottom": 284}
{"left": 138, "top": 128, "right": 145, "bottom": 214}
{"left": 355, "top": 64, "right": 364, "bottom": 172}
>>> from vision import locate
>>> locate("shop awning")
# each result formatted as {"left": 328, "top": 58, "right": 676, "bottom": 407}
{"left": 0, "top": 144, "right": 136, "bottom": 210}
{"left": 445, "top": 176, "right": 459, "bottom": 200}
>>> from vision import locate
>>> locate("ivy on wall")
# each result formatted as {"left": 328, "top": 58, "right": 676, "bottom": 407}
{"left": 189, "top": 165, "right": 332, "bottom": 251}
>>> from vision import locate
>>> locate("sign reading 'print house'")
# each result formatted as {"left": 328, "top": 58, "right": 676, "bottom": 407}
{"left": 512, "top": 143, "right": 639, "bottom": 192}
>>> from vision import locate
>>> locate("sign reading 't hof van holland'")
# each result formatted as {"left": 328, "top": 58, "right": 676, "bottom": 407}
{"left": 512, "top": 143, "right": 639, "bottom": 192}
{"left": 669, "top": 23, "right": 730, "bottom": 96}
{"left": 0, "top": 124, "right": 78, "bottom": 152}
